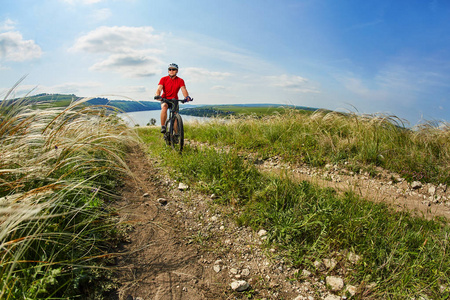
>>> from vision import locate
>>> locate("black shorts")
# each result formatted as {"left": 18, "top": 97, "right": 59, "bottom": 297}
{"left": 162, "top": 101, "right": 173, "bottom": 110}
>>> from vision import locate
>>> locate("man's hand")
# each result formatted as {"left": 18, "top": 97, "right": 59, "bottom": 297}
{"left": 154, "top": 95, "right": 162, "bottom": 100}
{"left": 181, "top": 96, "right": 193, "bottom": 103}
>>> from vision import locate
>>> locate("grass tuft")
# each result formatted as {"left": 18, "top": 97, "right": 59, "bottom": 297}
{"left": 1, "top": 87, "right": 138, "bottom": 299}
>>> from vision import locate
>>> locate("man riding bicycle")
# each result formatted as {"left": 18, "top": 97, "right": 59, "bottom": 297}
{"left": 154, "top": 63, "right": 192, "bottom": 133}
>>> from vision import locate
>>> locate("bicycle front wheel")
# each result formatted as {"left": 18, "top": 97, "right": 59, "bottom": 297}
{"left": 164, "top": 119, "right": 171, "bottom": 146}
{"left": 170, "top": 114, "right": 184, "bottom": 153}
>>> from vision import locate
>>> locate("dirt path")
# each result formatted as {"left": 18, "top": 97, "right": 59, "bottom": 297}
{"left": 109, "top": 146, "right": 337, "bottom": 300}
{"left": 110, "top": 147, "right": 225, "bottom": 300}
{"left": 256, "top": 155, "right": 450, "bottom": 220}
{"left": 187, "top": 140, "right": 450, "bottom": 220}
{"left": 108, "top": 144, "right": 449, "bottom": 300}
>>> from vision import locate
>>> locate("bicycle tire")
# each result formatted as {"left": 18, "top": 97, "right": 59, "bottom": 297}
{"left": 164, "top": 119, "right": 171, "bottom": 146}
{"left": 170, "top": 113, "right": 184, "bottom": 153}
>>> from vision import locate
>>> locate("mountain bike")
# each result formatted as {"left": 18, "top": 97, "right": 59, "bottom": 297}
{"left": 161, "top": 98, "right": 188, "bottom": 153}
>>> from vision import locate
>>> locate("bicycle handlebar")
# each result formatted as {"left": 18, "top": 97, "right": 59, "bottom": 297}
{"left": 155, "top": 96, "right": 193, "bottom": 103}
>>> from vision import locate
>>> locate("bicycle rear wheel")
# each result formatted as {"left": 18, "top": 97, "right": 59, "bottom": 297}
{"left": 170, "top": 114, "right": 184, "bottom": 153}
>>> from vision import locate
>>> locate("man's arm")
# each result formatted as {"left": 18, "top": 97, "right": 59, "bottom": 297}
{"left": 181, "top": 86, "right": 189, "bottom": 98}
{"left": 155, "top": 84, "right": 163, "bottom": 97}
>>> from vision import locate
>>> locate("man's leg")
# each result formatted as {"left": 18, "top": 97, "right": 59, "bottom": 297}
{"left": 160, "top": 103, "right": 168, "bottom": 133}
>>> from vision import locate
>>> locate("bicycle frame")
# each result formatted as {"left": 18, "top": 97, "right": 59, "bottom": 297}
{"left": 161, "top": 98, "right": 184, "bottom": 153}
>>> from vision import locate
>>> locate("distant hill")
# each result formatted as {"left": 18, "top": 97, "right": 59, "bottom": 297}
{"left": 86, "top": 97, "right": 161, "bottom": 112}
{"left": 1, "top": 94, "right": 319, "bottom": 116}
{"left": 1, "top": 94, "right": 161, "bottom": 112}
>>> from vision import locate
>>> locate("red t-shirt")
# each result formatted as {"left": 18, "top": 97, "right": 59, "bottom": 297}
{"left": 158, "top": 76, "right": 185, "bottom": 100}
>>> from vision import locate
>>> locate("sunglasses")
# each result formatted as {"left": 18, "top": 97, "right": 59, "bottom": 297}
{"left": 168, "top": 68, "right": 178, "bottom": 71}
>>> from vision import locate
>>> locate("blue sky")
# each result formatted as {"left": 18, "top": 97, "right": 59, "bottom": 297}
{"left": 1, "top": 0, "right": 449, "bottom": 125}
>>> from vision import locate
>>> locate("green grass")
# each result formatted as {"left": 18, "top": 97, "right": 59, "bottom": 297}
{"left": 212, "top": 105, "right": 293, "bottom": 116}
{"left": 182, "top": 104, "right": 316, "bottom": 118}
{"left": 1, "top": 91, "right": 137, "bottom": 299}
{"left": 186, "top": 109, "right": 450, "bottom": 185}
{"left": 137, "top": 113, "right": 450, "bottom": 299}
{"left": 3, "top": 91, "right": 448, "bottom": 299}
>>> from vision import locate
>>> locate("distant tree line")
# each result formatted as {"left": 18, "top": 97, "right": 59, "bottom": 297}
{"left": 180, "top": 107, "right": 234, "bottom": 117}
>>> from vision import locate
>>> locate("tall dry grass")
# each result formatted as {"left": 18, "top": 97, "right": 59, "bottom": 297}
{"left": 0, "top": 89, "right": 138, "bottom": 298}
{"left": 187, "top": 108, "right": 450, "bottom": 184}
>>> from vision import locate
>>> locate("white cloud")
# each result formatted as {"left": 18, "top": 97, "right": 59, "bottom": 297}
{"left": 91, "top": 8, "right": 112, "bottom": 21}
{"left": 90, "top": 52, "right": 162, "bottom": 77}
{"left": 40, "top": 82, "right": 102, "bottom": 95}
{"left": 0, "top": 19, "right": 16, "bottom": 32}
{"left": 71, "top": 26, "right": 162, "bottom": 54}
{"left": 334, "top": 73, "right": 373, "bottom": 97}
{"left": 71, "top": 26, "right": 165, "bottom": 77}
{"left": 334, "top": 57, "right": 450, "bottom": 109}
{"left": 0, "top": 84, "right": 38, "bottom": 99}
{"left": 266, "top": 74, "right": 320, "bottom": 93}
{"left": 61, "top": 0, "right": 104, "bottom": 4}
{"left": 183, "top": 67, "right": 232, "bottom": 82}
{"left": 211, "top": 85, "right": 226, "bottom": 90}
{"left": 0, "top": 31, "right": 42, "bottom": 62}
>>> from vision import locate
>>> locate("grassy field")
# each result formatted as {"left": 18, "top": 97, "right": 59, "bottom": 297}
{"left": 2, "top": 91, "right": 449, "bottom": 299}
{"left": 181, "top": 104, "right": 318, "bottom": 118}
{"left": 0, "top": 95, "right": 138, "bottom": 299}
{"left": 137, "top": 109, "right": 449, "bottom": 299}
{"left": 188, "top": 109, "right": 450, "bottom": 185}
{"left": 210, "top": 105, "right": 300, "bottom": 116}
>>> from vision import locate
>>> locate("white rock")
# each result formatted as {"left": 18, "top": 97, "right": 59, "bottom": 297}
{"left": 230, "top": 268, "right": 238, "bottom": 275}
{"left": 366, "top": 282, "right": 377, "bottom": 289}
{"left": 230, "top": 280, "right": 249, "bottom": 292}
{"left": 157, "top": 198, "right": 168, "bottom": 205}
{"left": 324, "top": 295, "right": 340, "bottom": 300}
{"left": 258, "top": 229, "right": 267, "bottom": 237}
{"left": 241, "top": 268, "right": 250, "bottom": 276}
{"left": 346, "top": 284, "right": 358, "bottom": 296}
{"left": 411, "top": 181, "right": 422, "bottom": 189}
{"left": 301, "top": 269, "right": 312, "bottom": 277}
{"left": 326, "top": 276, "right": 344, "bottom": 291}
{"left": 440, "top": 284, "right": 449, "bottom": 293}
{"left": 213, "top": 265, "right": 221, "bottom": 273}
{"left": 428, "top": 186, "right": 436, "bottom": 195}
{"left": 348, "top": 252, "right": 361, "bottom": 264}
{"left": 323, "top": 258, "right": 337, "bottom": 270}
{"left": 313, "top": 260, "right": 322, "bottom": 269}
{"left": 178, "top": 182, "right": 189, "bottom": 190}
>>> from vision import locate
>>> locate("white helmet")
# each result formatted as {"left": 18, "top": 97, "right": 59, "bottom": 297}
{"left": 168, "top": 63, "right": 179, "bottom": 70}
